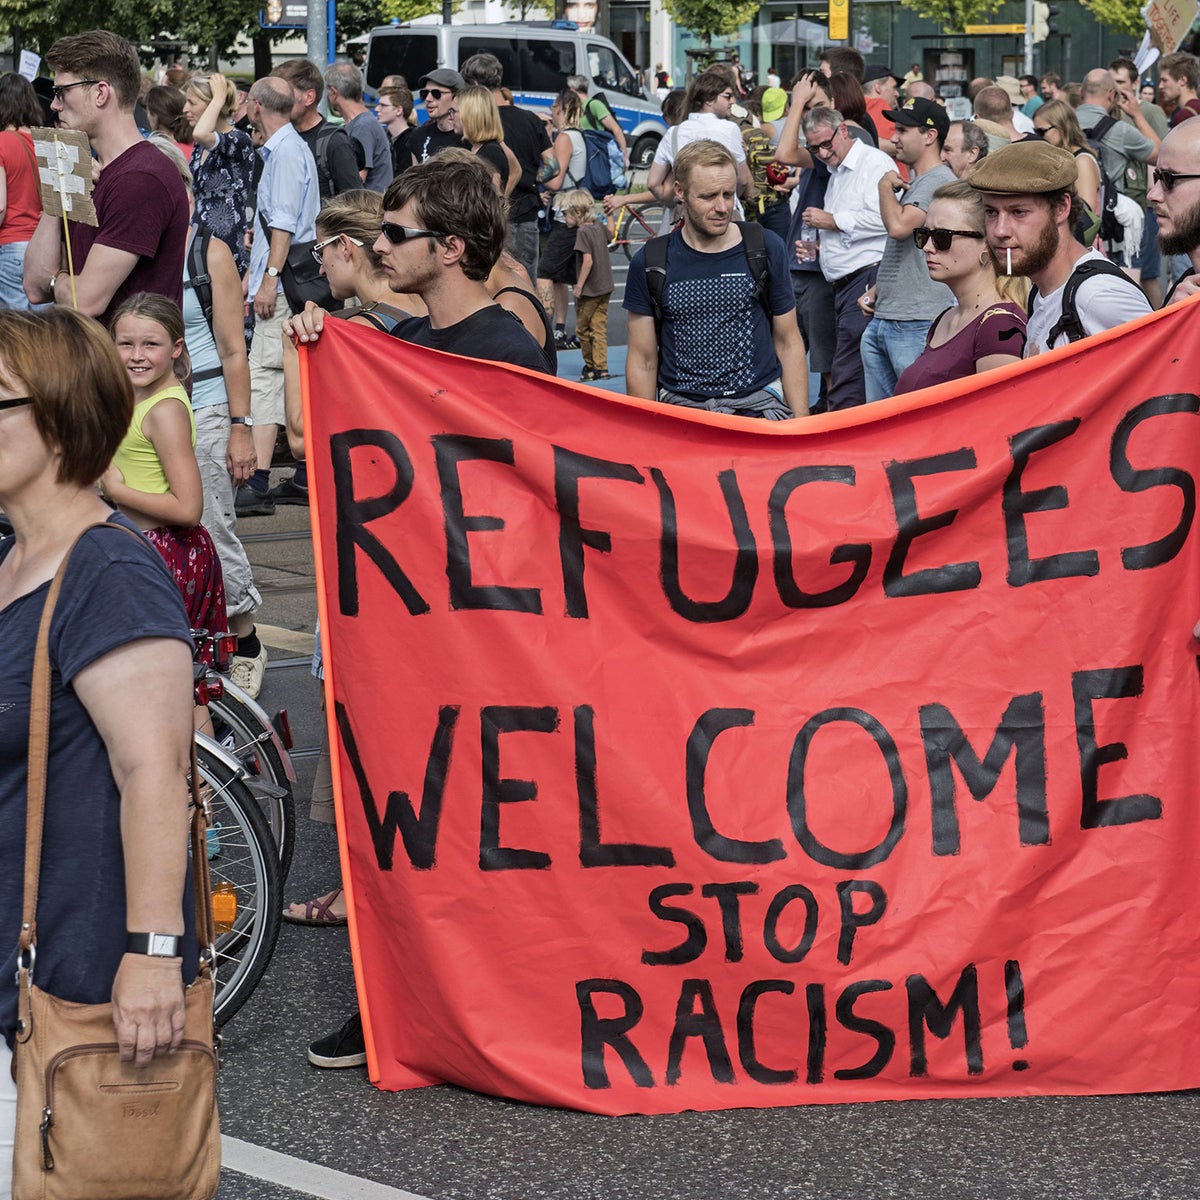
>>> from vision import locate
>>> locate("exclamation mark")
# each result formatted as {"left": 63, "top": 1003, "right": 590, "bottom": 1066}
{"left": 1005, "top": 959, "right": 1029, "bottom": 1071}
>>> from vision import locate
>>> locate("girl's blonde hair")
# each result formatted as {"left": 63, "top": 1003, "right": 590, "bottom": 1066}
{"left": 560, "top": 188, "right": 597, "bottom": 222}
{"left": 110, "top": 292, "right": 192, "bottom": 384}
{"left": 316, "top": 189, "right": 386, "bottom": 273}
{"left": 458, "top": 85, "right": 503, "bottom": 144}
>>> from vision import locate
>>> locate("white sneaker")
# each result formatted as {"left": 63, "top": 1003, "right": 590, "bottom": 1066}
{"left": 228, "top": 645, "right": 268, "bottom": 699}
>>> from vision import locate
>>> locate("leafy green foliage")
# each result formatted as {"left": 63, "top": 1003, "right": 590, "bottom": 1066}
{"left": 662, "top": 0, "right": 763, "bottom": 48}
{"left": 897, "top": 0, "right": 1006, "bottom": 33}
{"left": 1077, "top": 0, "right": 1145, "bottom": 37}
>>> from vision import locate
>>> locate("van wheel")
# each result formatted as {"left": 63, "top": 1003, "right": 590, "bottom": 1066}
{"left": 630, "top": 135, "right": 659, "bottom": 169}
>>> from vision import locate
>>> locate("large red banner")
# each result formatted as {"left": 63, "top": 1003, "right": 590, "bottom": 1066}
{"left": 301, "top": 298, "right": 1200, "bottom": 1115}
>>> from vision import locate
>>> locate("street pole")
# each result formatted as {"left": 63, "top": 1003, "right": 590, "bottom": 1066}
{"left": 308, "top": 0, "right": 329, "bottom": 67}
{"left": 1023, "top": 0, "right": 1033, "bottom": 75}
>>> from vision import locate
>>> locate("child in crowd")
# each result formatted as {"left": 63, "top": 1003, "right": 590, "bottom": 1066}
{"left": 104, "top": 293, "right": 226, "bottom": 648}
{"left": 562, "top": 189, "right": 615, "bottom": 382}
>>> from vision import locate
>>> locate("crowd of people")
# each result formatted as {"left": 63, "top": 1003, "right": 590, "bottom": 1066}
{"left": 616, "top": 48, "right": 1199, "bottom": 417}
{"left": 1, "top": 27, "right": 1200, "bottom": 1152}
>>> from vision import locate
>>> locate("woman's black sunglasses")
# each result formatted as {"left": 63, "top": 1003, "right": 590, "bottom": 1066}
{"left": 913, "top": 227, "right": 985, "bottom": 251}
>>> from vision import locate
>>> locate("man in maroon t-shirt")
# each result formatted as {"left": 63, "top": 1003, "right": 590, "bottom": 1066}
{"left": 24, "top": 30, "right": 187, "bottom": 323}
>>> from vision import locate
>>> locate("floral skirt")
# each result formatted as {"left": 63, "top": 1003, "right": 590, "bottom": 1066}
{"left": 145, "top": 524, "right": 228, "bottom": 658}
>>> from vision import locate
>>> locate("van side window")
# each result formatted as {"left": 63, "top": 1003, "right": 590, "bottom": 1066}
{"left": 523, "top": 39, "right": 575, "bottom": 93}
{"left": 460, "top": 37, "right": 521, "bottom": 90}
{"left": 366, "top": 32, "right": 437, "bottom": 92}
{"left": 587, "top": 44, "right": 638, "bottom": 97}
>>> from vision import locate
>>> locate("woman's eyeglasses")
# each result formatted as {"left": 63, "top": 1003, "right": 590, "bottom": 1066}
{"left": 310, "top": 233, "right": 364, "bottom": 265}
{"left": 0, "top": 397, "right": 33, "bottom": 411}
{"left": 1152, "top": 167, "right": 1200, "bottom": 192}
{"left": 378, "top": 222, "right": 444, "bottom": 244}
{"left": 913, "top": 227, "right": 985, "bottom": 251}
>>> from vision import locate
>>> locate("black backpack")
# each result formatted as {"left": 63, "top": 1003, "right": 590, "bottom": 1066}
{"left": 1026, "top": 257, "right": 1142, "bottom": 345}
{"left": 644, "top": 221, "right": 771, "bottom": 339}
{"left": 1078, "top": 115, "right": 1123, "bottom": 244}
{"left": 312, "top": 122, "right": 359, "bottom": 200}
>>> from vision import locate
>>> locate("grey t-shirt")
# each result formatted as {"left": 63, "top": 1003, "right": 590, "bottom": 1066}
{"left": 874, "top": 162, "right": 956, "bottom": 321}
{"left": 1075, "top": 102, "right": 1153, "bottom": 195}
{"left": 346, "top": 111, "right": 395, "bottom": 193}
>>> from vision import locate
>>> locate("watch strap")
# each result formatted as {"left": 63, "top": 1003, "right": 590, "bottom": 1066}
{"left": 126, "top": 931, "right": 183, "bottom": 957}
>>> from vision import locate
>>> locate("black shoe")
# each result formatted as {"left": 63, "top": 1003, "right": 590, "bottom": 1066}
{"left": 235, "top": 485, "right": 275, "bottom": 517}
{"left": 270, "top": 477, "right": 310, "bottom": 506}
{"left": 308, "top": 1010, "right": 366, "bottom": 1068}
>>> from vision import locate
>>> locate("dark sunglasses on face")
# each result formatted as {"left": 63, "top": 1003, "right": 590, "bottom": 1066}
{"left": 806, "top": 129, "right": 841, "bottom": 154}
{"left": 419, "top": 87, "right": 448, "bottom": 100}
{"left": 379, "top": 222, "right": 444, "bottom": 244}
{"left": 1152, "top": 167, "right": 1200, "bottom": 192}
{"left": 913, "top": 227, "right": 985, "bottom": 251}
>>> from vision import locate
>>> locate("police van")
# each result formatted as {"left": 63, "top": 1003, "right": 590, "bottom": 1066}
{"left": 364, "top": 20, "right": 666, "bottom": 165}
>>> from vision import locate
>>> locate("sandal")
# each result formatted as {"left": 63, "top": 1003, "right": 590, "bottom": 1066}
{"left": 283, "top": 887, "right": 347, "bottom": 926}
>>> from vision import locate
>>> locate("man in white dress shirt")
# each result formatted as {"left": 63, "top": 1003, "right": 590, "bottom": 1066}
{"left": 647, "top": 69, "right": 752, "bottom": 213}
{"left": 799, "top": 106, "right": 895, "bottom": 410}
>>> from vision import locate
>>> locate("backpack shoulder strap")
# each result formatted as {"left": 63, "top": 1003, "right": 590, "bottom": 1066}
{"left": 1046, "top": 258, "right": 1138, "bottom": 346}
{"left": 184, "top": 228, "right": 214, "bottom": 333}
{"left": 737, "top": 220, "right": 771, "bottom": 312}
{"left": 644, "top": 233, "right": 672, "bottom": 339}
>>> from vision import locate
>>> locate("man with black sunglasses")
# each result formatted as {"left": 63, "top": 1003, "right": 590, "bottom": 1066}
{"left": 410, "top": 68, "right": 467, "bottom": 166}
{"left": 1149, "top": 119, "right": 1200, "bottom": 303}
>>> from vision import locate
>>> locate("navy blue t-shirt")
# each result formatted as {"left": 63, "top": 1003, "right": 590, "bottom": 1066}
{"left": 624, "top": 226, "right": 796, "bottom": 400}
{"left": 0, "top": 517, "right": 194, "bottom": 1048}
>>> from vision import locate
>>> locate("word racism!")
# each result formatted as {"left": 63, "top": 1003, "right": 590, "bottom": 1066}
{"left": 302, "top": 303, "right": 1200, "bottom": 1115}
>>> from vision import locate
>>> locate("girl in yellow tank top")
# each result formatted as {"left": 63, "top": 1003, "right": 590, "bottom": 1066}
{"left": 103, "top": 293, "right": 227, "bottom": 642}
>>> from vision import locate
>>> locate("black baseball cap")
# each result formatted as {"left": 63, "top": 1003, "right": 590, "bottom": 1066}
{"left": 883, "top": 97, "right": 950, "bottom": 137}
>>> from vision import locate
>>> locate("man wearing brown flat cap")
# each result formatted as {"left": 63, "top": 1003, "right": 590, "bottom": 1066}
{"left": 968, "top": 140, "right": 1150, "bottom": 355}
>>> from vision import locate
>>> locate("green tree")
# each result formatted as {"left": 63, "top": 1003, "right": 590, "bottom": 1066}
{"left": 662, "top": 0, "right": 762, "bottom": 48}
{"left": 1076, "top": 0, "right": 1144, "bottom": 37}
{"left": 897, "top": 0, "right": 1005, "bottom": 32}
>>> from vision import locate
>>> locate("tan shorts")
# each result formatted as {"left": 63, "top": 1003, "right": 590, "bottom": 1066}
{"left": 248, "top": 302, "right": 292, "bottom": 428}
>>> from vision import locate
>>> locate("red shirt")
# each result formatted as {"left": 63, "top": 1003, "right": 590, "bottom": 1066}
{"left": 0, "top": 130, "right": 41, "bottom": 244}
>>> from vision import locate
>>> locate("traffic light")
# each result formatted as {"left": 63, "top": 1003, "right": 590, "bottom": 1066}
{"left": 1032, "top": 2, "right": 1060, "bottom": 42}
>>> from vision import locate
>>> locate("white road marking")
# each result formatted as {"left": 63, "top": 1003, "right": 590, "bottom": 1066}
{"left": 222, "top": 1136, "right": 433, "bottom": 1200}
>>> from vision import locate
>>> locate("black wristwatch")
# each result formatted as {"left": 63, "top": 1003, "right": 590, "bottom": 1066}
{"left": 230, "top": 416, "right": 254, "bottom": 426}
{"left": 126, "top": 932, "right": 182, "bottom": 957}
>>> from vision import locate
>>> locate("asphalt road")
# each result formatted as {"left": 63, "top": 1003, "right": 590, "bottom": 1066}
{"left": 210, "top": 263, "right": 1200, "bottom": 1200}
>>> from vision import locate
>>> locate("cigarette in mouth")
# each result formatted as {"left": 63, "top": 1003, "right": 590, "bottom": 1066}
{"left": 1006, "top": 247, "right": 1012, "bottom": 276}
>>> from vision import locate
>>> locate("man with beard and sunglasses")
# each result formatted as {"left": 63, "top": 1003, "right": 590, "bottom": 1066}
{"left": 1149, "top": 119, "right": 1200, "bottom": 304}
{"left": 969, "top": 140, "right": 1150, "bottom": 355}
{"left": 410, "top": 68, "right": 467, "bottom": 165}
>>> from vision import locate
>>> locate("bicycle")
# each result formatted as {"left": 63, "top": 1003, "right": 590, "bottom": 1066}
{"left": 194, "top": 630, "right": 297, "bottom": 877}
{"left": 608, "top": 198, "right": 664, "bottom": 261}
{"left": 193, "top": 731, "right": 282, "bottom": 1026}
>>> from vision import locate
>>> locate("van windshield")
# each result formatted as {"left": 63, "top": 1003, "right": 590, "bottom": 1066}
{"left": 366, "top": 33, "right": 437, "bottom": 91}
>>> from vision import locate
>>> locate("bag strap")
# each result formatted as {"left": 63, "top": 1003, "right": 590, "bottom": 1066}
{"left": 1046, "top": 257, "right": 1138, "bottom": 346}
{"left": 19, "top": 521, "right": 213, "bottom": 969}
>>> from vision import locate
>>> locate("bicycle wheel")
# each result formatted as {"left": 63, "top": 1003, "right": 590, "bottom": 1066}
{"left": 207, "top": 684, "right": 296, "bottom": 877}
{"left": 622, "top": 202, "right": 663, "bottom": 261}
{"left": 193, "top": 736, "right": 282, "bottom": 1026}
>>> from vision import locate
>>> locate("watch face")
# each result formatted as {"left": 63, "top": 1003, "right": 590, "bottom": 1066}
{"left": 149, "top": 933, "right": 178, "bottom": 956}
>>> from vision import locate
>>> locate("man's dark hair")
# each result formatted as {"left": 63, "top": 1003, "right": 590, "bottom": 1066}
{"left": 1041, "top": 72, "right": 1063, "bottom": 88}
{"left": 819, "top": 47, "right": 864, "bottom": 81}
{"left": 46, "top": 30, "right": 141, "bottom": 110}
{"left": 461, "top": 52, "right": 504, "bottom": 90}
{"left": 382, "top": 153, "right": 506, "bottom": 281}
{"left": 1160, "top": 52, "right": 1200, "bottom": 90}
{"left": 1108, "top": 57, "right": 1139, "bottom": 82}
{"left": 273, "top": 57, "right": 324, "bottom": 104}
{"left": 685, "top": 69, "right": 732, "bottom": 113}
{"left": 1019, "top": 73, "right": 1039, "bottom": 89}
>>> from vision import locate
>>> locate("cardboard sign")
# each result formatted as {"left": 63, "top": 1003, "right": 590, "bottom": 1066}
{"left": 30, "top": 127, "right": 96, "bottom": 226}
{"left": 1144, "top": 0, "right": 1200, "bottom": 54}
{"left": 302, "top": 297, "right": 1200, "bottom": 1115}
